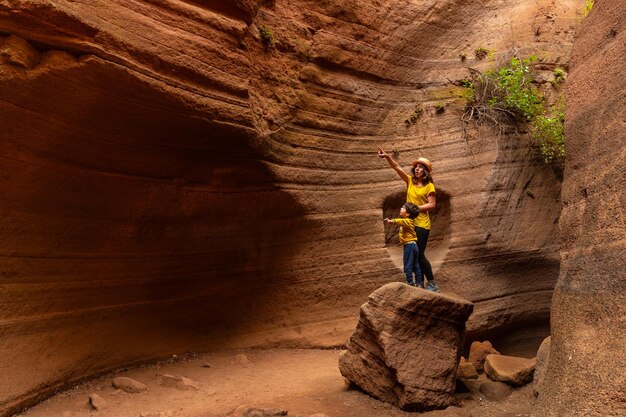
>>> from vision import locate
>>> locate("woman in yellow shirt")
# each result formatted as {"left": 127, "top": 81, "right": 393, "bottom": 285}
{"left": 377, "top": 147, "right": 440, "bottom": 292}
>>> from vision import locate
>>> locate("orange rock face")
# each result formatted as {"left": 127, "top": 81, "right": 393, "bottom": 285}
{"left": 0, "top": 0, "right": 583, "bottom": 415}
{"left": 532, "top": 1, "right": 626, "bottom": 416}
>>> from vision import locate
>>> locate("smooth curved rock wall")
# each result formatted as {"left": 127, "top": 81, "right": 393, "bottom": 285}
{"left": 533, "top": 1, "right": 626, "bottom": 415}
{"left": 1, "top": 0, "right": 582, "bottom": 414}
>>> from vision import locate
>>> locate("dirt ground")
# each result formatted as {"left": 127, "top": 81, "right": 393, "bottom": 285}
{"left": 16, "top": 349, "right": 535, "bottom": 417}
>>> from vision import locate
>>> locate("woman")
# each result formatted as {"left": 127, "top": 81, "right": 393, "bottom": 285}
{"left": 377, "top": 146, "right": 440, "bottom": 292}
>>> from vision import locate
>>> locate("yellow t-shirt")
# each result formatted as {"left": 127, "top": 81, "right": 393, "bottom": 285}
{"left": 392, "top": 218, "right": 418, "bottom": 245}
{"left": 406, "top": 179, "right": 436, "bottom": 230}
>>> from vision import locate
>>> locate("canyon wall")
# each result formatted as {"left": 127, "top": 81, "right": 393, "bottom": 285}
{"left": 0, "top": 0, "right": 583, "bottom": 415}
{"left": 533, "top": 1, "right": 626, "bottom": 415}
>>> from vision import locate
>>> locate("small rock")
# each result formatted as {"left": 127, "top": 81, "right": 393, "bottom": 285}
{"left": 160, "top": 374, "right": 200, "bottom": 390}
{"left": 243, "top": 407, "right": 288, "bottom": 417}
{"left": 484, "top": 354, "right": 536, "bottom": 386}
{"left": 235, "top": 354, "right": 250, "bottom": 365}
{"left": 88, "top": 393, "right": 107, "bottom": 410}
{"left": 111, "top": 376, "right": 147, "bottom": 393}
{"left": 0, "top": 35, "right": 42, "bottom": 69}
{"left": 202, "top": 362, "right": 212, "bottom": 368}
{"left": 457, "top": 356, "right": 479, "bottom": 379}
{"left": 468, "top": 341, "right": 500, "bottom": 373}
{"left": 479, "top": 380, "right": 512, "bottom": 401}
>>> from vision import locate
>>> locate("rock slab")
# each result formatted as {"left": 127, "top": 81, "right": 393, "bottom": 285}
{"left": 339, "top": 283, "right": 474, "bottom": 411}
{"left": 88, "top": 393, "right": 107, "bottom": 410}
{"left": 160, "top": 374, "right": 199, "bottom": 391}
{"left": 111, "top": 377, "right": 147, "bottom": 393}
{"left": 484, "top": 354, "right": 536, "bottom": 386}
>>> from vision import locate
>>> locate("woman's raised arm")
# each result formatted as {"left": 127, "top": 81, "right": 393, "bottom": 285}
{"left": 377, "top": 147, "right": 409, "bottom": 185}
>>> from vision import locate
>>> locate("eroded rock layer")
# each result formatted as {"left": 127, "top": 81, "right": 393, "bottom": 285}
{"left": 532, "top": 1, "right": 626, "bottom": 415}
{"left": 1, "top": 0, "right": 582, "bottom": 414}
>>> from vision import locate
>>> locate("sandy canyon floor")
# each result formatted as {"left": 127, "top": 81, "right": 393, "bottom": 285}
{"left": 16, "top": 349, "right": 534, "bottom": 417}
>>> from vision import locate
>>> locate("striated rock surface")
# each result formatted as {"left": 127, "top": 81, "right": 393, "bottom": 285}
{"left": 338, "top": 283, "right": 473, "bottom": 411}
{"left": 532, "top": 0, "right": 626, "bottom": 416}
{"left": 0, "top": 0, "right": 584, "bottom": 414}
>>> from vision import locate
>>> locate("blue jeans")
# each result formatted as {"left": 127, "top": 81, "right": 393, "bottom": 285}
{"left": 403, "top": 242, "right": 423, "bottom": 286}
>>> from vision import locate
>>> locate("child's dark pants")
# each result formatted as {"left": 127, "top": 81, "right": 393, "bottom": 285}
{"left": 403, "top": 241, "right": 423, "bottom": 286}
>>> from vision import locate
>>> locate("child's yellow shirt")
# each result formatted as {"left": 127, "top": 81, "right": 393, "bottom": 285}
{"left": 392, "top": 218, "right": 418, "bottom": 245}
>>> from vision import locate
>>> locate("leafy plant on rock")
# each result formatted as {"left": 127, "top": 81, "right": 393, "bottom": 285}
{"left": 583, "top": 0, "right": 594, "bottom": 17}
{"left": 531, "top": 96, "right": 565, "bottom": 162}
{"left": 461, "top": 55, "right": 565, "bottom": 162}
{"left": 258, "top": 25, "right": 275, "bottom": 50}
{"left": 551, "top": 68, "right": 566, "bottom": 87}
{"left": 404, "top": 105, "right": 423, "bottom": 125}
{"left": 474, "top": 47, "right": 492, "bottom": 60}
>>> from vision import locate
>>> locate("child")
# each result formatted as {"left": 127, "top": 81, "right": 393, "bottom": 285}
{"left": 384, "top": 202, "right": 423, "bottom": 288}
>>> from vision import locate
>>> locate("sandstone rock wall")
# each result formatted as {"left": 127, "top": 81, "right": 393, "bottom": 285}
{"left": 0, "top": 0, "right": 582, "bottom": 414}
{"left": 533, "top": 1, "right": 626, "bottom": 415}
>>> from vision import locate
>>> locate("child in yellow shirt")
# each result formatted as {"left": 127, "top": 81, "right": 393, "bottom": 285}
{"left": 384, "top": 202, "right": 423, "bottom": 288}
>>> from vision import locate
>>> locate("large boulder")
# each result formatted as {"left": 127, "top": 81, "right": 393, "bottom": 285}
{"left": 339, "top": 283, "right": 473, "bottom": 411}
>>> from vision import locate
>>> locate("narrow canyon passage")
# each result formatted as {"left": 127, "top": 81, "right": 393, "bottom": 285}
{"left": 0, "top": 50, "right": 317, "bottom": 413}
{"left": 4, "top": 0, "right": 622, "bottom": 416}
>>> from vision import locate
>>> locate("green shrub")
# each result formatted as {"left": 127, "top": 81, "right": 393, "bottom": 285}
{"left": 486, "top": 55, "right": 543, "bottom": 120}
{"left": 461, "top": 78, "right": 475, "bottom": 103}
{"left": 531, "top": 97, "right": 565, "bottom": 162}
{"left": 583, "top": 0, "right": 594, "bottom": 16}
{"left": 474, "top": 47, "right": 492, "bottom": 60}
{"left": 259, "top": 25, "right": 275, "bottom": 49}
{"left": 462, "top": 55, "right": 565, "bottom": 163}
{"left": 405, "top": 106, "right": 423, "bottom": 125}
{"left": 552, "top": 68, "right": 566, "bottom": 86}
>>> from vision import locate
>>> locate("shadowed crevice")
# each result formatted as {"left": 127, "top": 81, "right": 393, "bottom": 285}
{"left": 0, "top": 50, "right": 311, "bottom": 416}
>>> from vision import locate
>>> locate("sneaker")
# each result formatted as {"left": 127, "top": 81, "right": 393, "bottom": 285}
{"left": 416, "top": 282, "right": 424, "bottom": 289}
{"left": 425, "top": 282, "right": 440, "bottom": 292}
